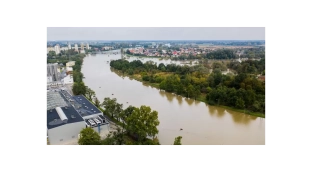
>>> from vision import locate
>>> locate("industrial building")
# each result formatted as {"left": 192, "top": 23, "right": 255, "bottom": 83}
{"left": 66, "top": 61, "right": 75, "bottom": 67}
{"left": 61, "top": 74, "right": 73, "bottom": 84}
{"left": 47, "top": 63, "right": 60, "bottom": 82}
{"left": 47, "top": 89, "right": 110, "bottom": 145}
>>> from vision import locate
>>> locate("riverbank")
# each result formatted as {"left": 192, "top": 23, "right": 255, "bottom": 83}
{"left": 113, "top": 69, "right": 265, "bottom": 118}
{"left": 125, "top": 54, "right": 166, "bottom": 59}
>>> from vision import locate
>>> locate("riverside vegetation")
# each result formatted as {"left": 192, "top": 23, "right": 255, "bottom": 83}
{"left": 78, "top": 96, "right": 183, "bottom": 145}
{"left": 110, "top": 57, "right": 265, "bottom": 117}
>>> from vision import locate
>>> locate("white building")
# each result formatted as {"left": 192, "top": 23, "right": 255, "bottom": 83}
{"left": 68, "top": 43, "right": 71, "bottom": 49}
{"left": 66, "top": 61, "right": 75, "bottom": 67}
{"left": 66, "top": 67, "right": 73, "bottom": 72}
{"left": 75, "top": 44, "right": 78, "bottom": 51}
{"left": 60, "top": 47, "right": 69, "bottom": 51}
{"left": 54, "top": 44, "right": 60, "bottom": 54}
{"left": 86, "top": 43, "right": 89, "bottom": 50}
{"left": 81, "top": 43, "right": 84, "bottom": 50}
{"left": 47, "top": 91, "right": 110, "bottom": 145}
{"left": 80, "top": 50, "right": 85, "bottom": 54}
{"left": 47, "top": 47, "right": 55, "bottom": 53}
{"left": 164, "top": 43, "right": 171, "bottom": 47}
{"left": 62, "top": 74, "right": 73, "bottom": 84}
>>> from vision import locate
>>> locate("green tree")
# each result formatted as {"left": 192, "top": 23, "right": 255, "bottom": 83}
{"left": 119, "top": 105, "right": 136, "bottom": 131}
{"left": 194, "top": 86, "right": 201, "bottom": 100}
{"left": 159, "top": 80, "right": 167, "bottom": 90}
{"left": 94, "top": 97, "right": 100, "bottom": 108}
{"left": 186, "top": 84, "right": 194, "bottom": 98}
{"left": 85, "top": 87, "right": 95, "bottom": 101}
{"left": 72, "top": 82, "right": 87, "bottom": 95}
{"left": 126, "top": 105, "right": 160, "bottom": 142}
{"left": 101, "top": 98, "right": 123, "bottom": 121}
{"left": 48, "top": 51, "right": 56, "bottom": 57}
{"left": 78, "top": 127, "right": 101, "bottom": 145}
{"left": 173, "top": 136, "right": 182, "bottom": 145}
{"left": 235, "top": 97, "right": 245, "bottom": 109}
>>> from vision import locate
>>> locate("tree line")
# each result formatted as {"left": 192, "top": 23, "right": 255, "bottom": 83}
{"left": 78, "top": 97, "right": 183, "bottom": 145}
{"left": 205, "top": 49, "right": 237, "bottom": 60}
{"left": 227, "top": 58, "right": 265, "bottom": 75}
{"left": 240, "top": 47, "right": 265, "bottom": 58}
{"left": 110, "top": 59, "right": 265, "bottom": 115}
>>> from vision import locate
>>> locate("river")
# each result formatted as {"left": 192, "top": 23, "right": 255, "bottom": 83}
{"left": 81, "top": 50, "right": 265, "bottom": 145}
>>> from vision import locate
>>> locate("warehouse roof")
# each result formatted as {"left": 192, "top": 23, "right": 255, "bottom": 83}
{"left": 47, "top": 88, "right": 102, "bottom": 129}
{"left": 71, "top": 95, "right": 102, "bottom": 117}
{"left": 47, "top": 106, "right": 84, "bottom": 129}
{"left": 47, "top": 90, "right": 84, "bottom": 129}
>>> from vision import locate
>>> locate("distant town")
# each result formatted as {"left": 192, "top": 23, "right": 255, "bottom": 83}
{"left": 48, "top": 40, "right": 265, "bottom": 60}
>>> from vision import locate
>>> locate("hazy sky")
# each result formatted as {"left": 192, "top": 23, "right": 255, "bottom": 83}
{"left": 47, "top": 27, "right": 265, "bottom": 41}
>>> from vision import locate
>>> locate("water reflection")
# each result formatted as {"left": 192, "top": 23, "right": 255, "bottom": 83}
{"left": 185, "top": 98, "right": 194, "bottom": 105}
{"left": 164, "top": 92, "right": 174, "bottom": 102}
{"left": 176, "top": 95, "right": 183, "bottom": 105}
{"left": 194, "top": 100, "right": 200, "bottom": 106}
{"left": 208, "top": 105, "right": 217, "bottom": 115}
{"left": 216, "top": 108, "right": 226, "bottom": 118}
{"left": 159, "top": 90, "right": 166, "bottom": 97}
{"left": 227, "top": 110, "right": 257, "bottom": 125}
{"left": 142, "top": 82, "right": 149, "bottom": 87}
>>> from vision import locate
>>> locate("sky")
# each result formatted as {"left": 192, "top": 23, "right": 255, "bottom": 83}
{"left": 47, "top": 27, "right": 265, "bottom": 41}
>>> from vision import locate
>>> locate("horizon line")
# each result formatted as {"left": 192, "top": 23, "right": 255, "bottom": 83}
{"left": 47, "top": 40, "right": 265, "bottom": 41}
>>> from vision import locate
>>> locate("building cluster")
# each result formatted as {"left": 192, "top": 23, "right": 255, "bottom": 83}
{"left": 47, "top": 61, "right": 75, "bottom": 85}
{"left": 47, "top": 43, "right": 91, "bottom": 54}
{"left": 127, "top": 47, "right": 204, "bottom": 57}
{"left": 47, "top": 88, "right": 110, "bottom": 145}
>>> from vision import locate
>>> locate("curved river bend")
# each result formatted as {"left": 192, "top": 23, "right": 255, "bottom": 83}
{"left": 81, "top": 51, "right": 265, "bottom": 145}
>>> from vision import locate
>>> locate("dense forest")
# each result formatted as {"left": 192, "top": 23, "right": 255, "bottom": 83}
{"left": 205, "top": 49, "right": 237, "bottom": 59}
{"left": 227, "top": 58, "right": 265, "bottom": 75}
{"left": 110, "top": 59, "right": 265, "bottom": 115}
{"left": 240, "top": 47, "right": 265, "bottom": 58}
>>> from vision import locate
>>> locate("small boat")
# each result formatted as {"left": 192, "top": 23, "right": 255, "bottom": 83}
{"left": 180, "top": 128, "right": 183, "bottom": 131}
{"left": 112, "top": 94, "right": 114, "bottom": 95}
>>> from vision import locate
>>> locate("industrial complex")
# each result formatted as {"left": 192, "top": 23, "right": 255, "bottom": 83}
{"left": 47, "top": 86, "right": 110, "bottom": 145}
{"left": 47, "top": 61, "right": 75, "bottom": 85}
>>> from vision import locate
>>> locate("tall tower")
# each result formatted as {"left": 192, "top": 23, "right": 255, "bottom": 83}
{"left": 68, "top": 43, "right": 71, "bottom": 49}
{"left": 54, "top": 44, "right": 60, "bottom": 54}
{"left": 86, "top": 43, "right": 89, "bottom": 50}
{"left": 75, "top": 44, "right": 78, "bottom": 51}
{"left": 47, "top": 63, "right": 60, "bottom": 81}
{"left": 81, "top": 43, "right": 84, "bottom": 50}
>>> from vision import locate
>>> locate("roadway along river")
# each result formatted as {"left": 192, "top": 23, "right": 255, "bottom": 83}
{"left": 81, "top": 50, "right": 265, "bottom": 145}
